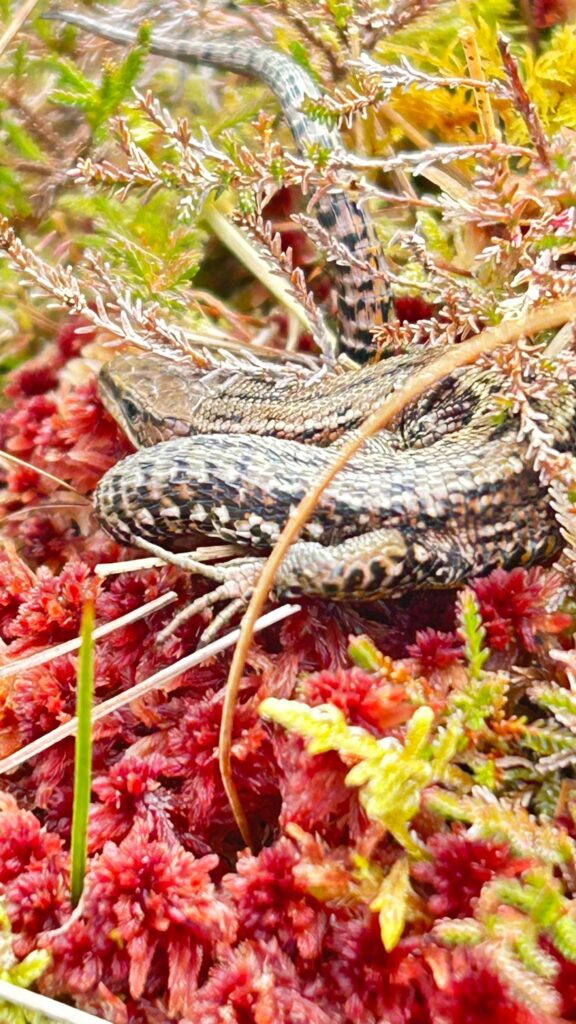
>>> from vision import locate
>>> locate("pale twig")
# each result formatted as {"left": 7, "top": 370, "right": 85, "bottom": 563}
{"left": 0, "top": 449, "right": 83, "bottom": 494}
{"left": 2, "top": 220, "right": 281, "bottom": 369}
{"left": 0, "top": 0, "right": 41, "bottom": 58}
{"left": 95, "top": 556, "right": 165, "bottom": 575}
{"left": 340, "top": 142, "right": 535, "bottom": 176}
{"left": 1, "top": 501, "right": 91, "bottom": 523}
{"left": 0, "top": 979, "right": 103, "bottom": 1024}
{"left": 357, "top": 0, "right": 450, "bottom": 35}
{"left": 377, "top": 102, "right": 474, "bottom": 200}
{"left": 543, "top": 321, "right": 576, "bottom": 360}
{"left": 0, "top": 590, "right": 178, "bottom": 680}
{"left": 94, "top": 544, "right": 243, "bottom": 576}
{"left": 238, "top": 212, "right": 335, "bottom": 360}
{"left": 205, "top": 205, "right": 338, "bottom": 354}
{"left": 459, "top": 27, "right": 501, "bottom": 143}
{"left": 0, "top": 602, "right": 300, "bottom": 775}
{"left": 219, "top": 296, "right": 576, "bottom": 847}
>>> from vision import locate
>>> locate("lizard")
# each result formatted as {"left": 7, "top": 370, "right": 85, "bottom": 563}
{"left": 48, "top": 9, "right": 576, "bottom": 643}
{"left": 93, "top": 344, "right": 575, "bottom": 642}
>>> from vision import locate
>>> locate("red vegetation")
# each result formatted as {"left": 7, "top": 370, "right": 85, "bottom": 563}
{"left": 82, "top": 823, "right": 235, "bottom": 1017}
{"left": 300, "top": 664, "right": 414, "bottom": 730}
{"left": 412, "top": 833, "right": 533, "bottom": 918}
{"left": 0, "top": 315, "right": 574, "bottom": 1024}
{"left": 407, "top": 628, "right": 464, "bottom": 673}
{"left": 532, "top": 0, "right": 576, "bottom": 27}
{"left": 4, "top": 560, "right": 97, "bottom": 647}
{"left": 471, "top": 567, "right": 571, "bottom": 654}
{"left": 423, "top": 948, "right": 547, "bottom": 1024}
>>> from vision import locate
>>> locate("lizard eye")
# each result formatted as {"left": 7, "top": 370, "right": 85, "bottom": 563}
{"left": 123, "top": 398, "right": 139, "bottom": 423}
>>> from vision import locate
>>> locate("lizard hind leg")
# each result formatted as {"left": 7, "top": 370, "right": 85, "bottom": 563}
{"left": 275, "top": 528, "right": 475, "bottom": 600}
{"left": 109, "top": 534, "right": 267, "bottom": 645}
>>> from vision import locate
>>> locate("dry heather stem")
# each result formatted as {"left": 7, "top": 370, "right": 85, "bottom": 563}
{"left": 220, "top": 296, "right": 576, "bottom": 847}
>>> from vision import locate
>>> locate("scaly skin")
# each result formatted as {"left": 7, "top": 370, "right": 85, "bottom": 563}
{"left": 97, "top": 347, "right": 439, "bottom": 446}
{"left": 94, "top": 366, "right": 576, "bottom": 600}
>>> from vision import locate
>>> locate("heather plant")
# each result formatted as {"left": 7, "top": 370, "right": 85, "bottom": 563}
{"left": 1, "top": 1, "right": 576, "bottom": 1022}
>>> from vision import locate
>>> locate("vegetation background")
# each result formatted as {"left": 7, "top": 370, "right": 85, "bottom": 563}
{"left": 1, "top": 1, "right": 576, "bottom": 1022}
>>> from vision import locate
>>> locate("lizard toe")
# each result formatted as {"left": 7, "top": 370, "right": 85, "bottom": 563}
{"left": 156, "top": 557, "right": 266, "bottom": 645}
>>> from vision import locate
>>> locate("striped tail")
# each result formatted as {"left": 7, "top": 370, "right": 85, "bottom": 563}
{"left": 49, "top": 9, "right": 392, "bottom": 361}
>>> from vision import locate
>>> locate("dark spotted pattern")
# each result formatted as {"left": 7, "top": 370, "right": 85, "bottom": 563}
{"left": 94, "top": 378, "right": 576, "bottom": 599}
{"left": 98, "top": 346, "right": 441, "bottom": 448}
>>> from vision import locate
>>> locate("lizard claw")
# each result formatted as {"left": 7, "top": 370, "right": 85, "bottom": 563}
{"left": 197, "top": 597, "right": 247, "bottom": 646}
{"left": 155, "top": 557, "right": 265, "bottom": 645}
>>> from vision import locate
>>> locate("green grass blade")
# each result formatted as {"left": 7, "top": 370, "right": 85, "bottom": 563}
{"left": 70, "top": 602, "right": 95, "bottom": 906}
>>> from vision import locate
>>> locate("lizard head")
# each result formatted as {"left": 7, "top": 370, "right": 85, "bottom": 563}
{"left": 98, "top": 352, "right": 201, "bottom": 447}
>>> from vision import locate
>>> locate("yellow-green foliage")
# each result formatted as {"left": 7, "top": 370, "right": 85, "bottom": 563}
{"left": 0, "top": 902, "right": 51, "bottom": 1024}
{"left": 525, "top": 27, "right": 576, "bottom": 133}
{"left": 260, "top": 699, "right": 464, "bottom": 856}
{"left": 436, "top": 867, "right": 576, "bottom": 981}
{"left": 425, "top": 789, "right": 576, "bottom": 865}
{"left": 458, "top": 589, "right": 489, "bottom": 680}
{"left": 370, "top": 856, "right": 412, "bottom": 951}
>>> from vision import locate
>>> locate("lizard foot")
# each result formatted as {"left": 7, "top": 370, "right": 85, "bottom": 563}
{"left": 155, "top": 556, "right": 266, "bottom": 646}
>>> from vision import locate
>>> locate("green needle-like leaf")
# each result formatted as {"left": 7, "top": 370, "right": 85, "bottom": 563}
{"left": 70, "top": 602, "right": 95, "bottom": 907}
